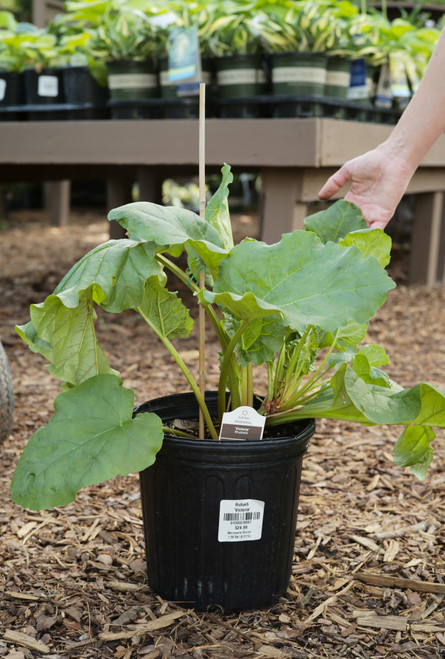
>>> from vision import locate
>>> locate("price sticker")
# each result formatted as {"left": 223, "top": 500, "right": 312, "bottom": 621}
{"left": 218, "top": 499, "right": 265, "bottom": 542}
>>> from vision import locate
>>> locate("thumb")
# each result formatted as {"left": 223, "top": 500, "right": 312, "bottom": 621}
{"left": 368, "top": 218, "right": 390, "bottom": 230}
{"left": 318, "top": 165, "right": 351, "bottom": 200}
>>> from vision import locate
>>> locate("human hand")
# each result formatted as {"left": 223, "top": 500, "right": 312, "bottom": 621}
{"left": 318, "top": 146, "right": 415, "bottom": 230}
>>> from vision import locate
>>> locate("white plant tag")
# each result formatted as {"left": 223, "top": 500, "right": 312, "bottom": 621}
{"left": 219, "top": 406, "right": 266, "bottom": 441}
{"left": 374, "top": 62, "right": 392, "bottom": 108}
{"left": 38, "top": 75, "right": 59, "bottom": 98}
{"left": 218, "top": 499, "right": 265, "bottom": 542}
{"left": 0, "top": 79, "right": 6, "bottom": 102}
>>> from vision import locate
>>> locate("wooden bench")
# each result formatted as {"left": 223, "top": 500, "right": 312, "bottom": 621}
{"left": 1, "top": 117, "right": 445, "bottom": 285}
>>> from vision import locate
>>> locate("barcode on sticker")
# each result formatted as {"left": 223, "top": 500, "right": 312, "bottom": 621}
{"left": 218, "top": 499, "right": 264, "bottom": 542}
{"left": 223, "top": 512, "right": 261, "bottom": 521}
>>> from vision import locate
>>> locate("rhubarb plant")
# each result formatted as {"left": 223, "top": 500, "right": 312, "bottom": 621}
{"left": 12, "top": 164, "right": 445, "bottom": 510}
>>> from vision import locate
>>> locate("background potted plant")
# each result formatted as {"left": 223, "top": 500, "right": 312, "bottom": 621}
{"left": 49, "top": 19, "right": 109, "bottom": 120}
{"left": 0, "top": 11, "right": 26, "bottom": 120}
{"left": 11, "top": 164, "right": 445, "bottom": 611}
{"left": 64, "top": 0, "right": 164, "bottom": 119}
{"left": 257, "top": 0, "right": 332, "bottom": 117}
{"left": 199, "top": 0, "right": 267, "bottom": 118}
{"left": 0, "top": 12, "right": 48, "bottom": 119}
{"left": 13, "top": 22, "right": 67, "bottom": 120}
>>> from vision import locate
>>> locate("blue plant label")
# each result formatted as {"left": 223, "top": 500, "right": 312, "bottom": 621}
{"left": 168, "top": 26, "right": 202, "bottom": 96}
{"left": 218, "top": 498, "right": 265, "bottom": 542}
{"left": 219, "top": 406, "right": 266, "bottom": 441}
{"left": 347, "top": 58, "right": 368, "bottom": 100}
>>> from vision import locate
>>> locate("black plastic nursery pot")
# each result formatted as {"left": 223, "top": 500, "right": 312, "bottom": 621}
{"left": 270, "top": 52, "right": 327, "bottom": 118}
{"left": 214, "top": 54, "right": 267, "bottom": 118}
{"left": 24, "top": 67, "right": 65, "bottom": 120}
{"left": 106, "top": 59, "right": 158, "bottom": 119}
{"left": 62, "top": 66, "right": 108, "bottom": 119}
{"left": 325, "top": 56, "right": 351, "bottom": 100}
{"left": 0, "top": 71, "right": 25, "bottom": 121}
{"left": 158, "top": 56, "right": 214, "bottom": 119}
{"left": 136, "top": 391, "right": 315, "bottom": 612}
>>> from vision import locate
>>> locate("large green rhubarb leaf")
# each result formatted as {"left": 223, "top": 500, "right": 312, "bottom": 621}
{"left": 344, "top": 369, "right": 445, "bottom": 426}
{"left": 18, "top": 290, "right": 114, "bottom": 386}
{"left": 205, "top": 230, "right": 395, "bottom": 333}
{"left": 108, "top": 202, "right": 228, "bottom": 278}
{"left": 52, "top": 239, "right": 161, "bottom": 313}
{"left": 16, "top": 239, "right": 162, "bottom": 386}
{"left": 304, "top": 200, "right": 367, "bottom": 243}
{"left": 137, "top": 276, "right": 194, "bottom": 340}
{"left": 11, "top": 374, "right": 163, "bottom": 510}
{"left": 339, "top": 228, "right": 392, "bottom": 268}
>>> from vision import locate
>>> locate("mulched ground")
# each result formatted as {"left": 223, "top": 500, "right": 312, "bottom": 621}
{"left": 0, "top": 207, "right": 444, "bottom": 659}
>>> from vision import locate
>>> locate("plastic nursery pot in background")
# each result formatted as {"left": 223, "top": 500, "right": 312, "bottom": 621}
{"left": 325, "top": 56, "right": 351, "bottom": 100}
{"left": 106, "top": 59, "right": 158, "bottom": 119}
{"left": 24, "top": 67, "right": 65, "bottom": 120}
{"left": 269, "top": 51, "right": 328, "bottom": 118}
{"left": 136, "top": 391, "right": 315, "bottom": 612}
{"left": 0, "top": 71, "right": 26, "bottom": 121}
{"left": 214, "top": 54, "right": 268, "bottom": 118}
{"left": 62, "top": 66, "right": 109, "bottom": 119}
{"left": 158, "top": 56, "right": 214, "bottom": 119}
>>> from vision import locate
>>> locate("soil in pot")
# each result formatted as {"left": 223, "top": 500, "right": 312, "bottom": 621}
{"left": 136, "top": 391, "right": 315, "bottom": 612}
{"left": 0, "top": 71, "right": 26, "bottom": 121}
{"left": 106, "top": 59, "right": 158, "bottom": 119}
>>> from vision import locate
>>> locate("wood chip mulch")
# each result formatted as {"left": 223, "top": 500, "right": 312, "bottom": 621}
{"left": 0, "top": 208, "right": 444, "bottom": 659}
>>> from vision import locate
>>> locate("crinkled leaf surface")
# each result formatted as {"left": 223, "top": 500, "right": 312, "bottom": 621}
{"left": 359, "top": 344, "right": 390, "bottom": 367}
{"left": 321, "top": 321, "right": 368, "bottom": 351}
{"left": 339, "top": 228, "right": 392, "bottom": 268}
{"left": 18, "top": 291, "right": 114, "bottom": 386}
{"left": 107, "top": 202, "right": 228, "bottom": 278}
{"left": 205, "top": 231, "right": 395, "bottom": 332}
{"left": 16, "top": 240, "right": 162, "bottom": 386}
{"left": 344, "top": 368, "right": 445, "bottom": 426}
{"left": 137, "top": 276, "right": 194, "bottom": 340}
{"left": 394, "top": 425, "right": 435, "bottom": 468}
{"left": 53, "top": 239, "right": 161, "bottom": 313}
{"left": 222, "top": 313, "right": 285, "bottom": 366}
{"left": 304, "top": 200, "right": 367, "bottom": 243}
{"left": 11, "top": 374, "right": 164, "bottom": 510}
{"left": 352, "top": 353, "right": 392, "bottom": 388}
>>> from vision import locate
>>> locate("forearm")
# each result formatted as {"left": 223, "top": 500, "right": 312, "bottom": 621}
{"left": 380, "top": 28, "right": 445, "bottom": 172}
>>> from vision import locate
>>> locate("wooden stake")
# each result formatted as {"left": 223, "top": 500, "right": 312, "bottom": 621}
{"left": 198, "top": 82, "right": 206, "bottom": 439}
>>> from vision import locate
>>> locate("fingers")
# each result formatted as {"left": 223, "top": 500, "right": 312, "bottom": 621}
{"left": 368, "top": 218, "right": 390, "bottom": 230}
{"left": 318, "top": 165, "right": 351, "bottom": 200}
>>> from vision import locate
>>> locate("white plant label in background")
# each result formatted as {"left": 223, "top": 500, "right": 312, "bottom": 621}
{"left": 219, "top": 406, "right": 266, "bottom": 441}
{"left": 38, "top": 75, "right": 59, "bottom": 98}
{"left": 218, "top": 499, "right": 265, "bottom": 542}
{"left": 0, "top": 79, "right": 6, "bottom": 102}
